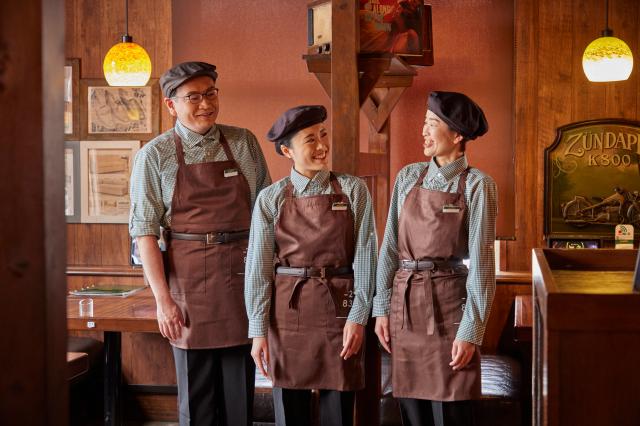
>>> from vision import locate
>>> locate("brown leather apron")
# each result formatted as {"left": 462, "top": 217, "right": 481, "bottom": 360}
{"left": 268, "top": 173, "right": 364, "bottom": 391}
{"left": 165, "top": 130, "right": 252, "bottom": 349}
{"left": 390, "top": 165, "right": 481, "bottom": 401}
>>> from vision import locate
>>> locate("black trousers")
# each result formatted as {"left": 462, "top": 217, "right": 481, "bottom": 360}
{"left": 172, "top": 344, "right": 255, "bottom": 426}
{"left": 398, "top": 398, "right": 474, "bottom": 426}
{"left": 273, "top": 387, "right": 355, "bottom": 426}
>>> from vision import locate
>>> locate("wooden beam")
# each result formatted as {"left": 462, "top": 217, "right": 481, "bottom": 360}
{"left": 330, "top": 0, "right": 359, "bottom": 175}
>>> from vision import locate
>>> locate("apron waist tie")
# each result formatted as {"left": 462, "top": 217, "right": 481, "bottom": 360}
{"left": 399, "top": 270, "right": 436, "bottom": 335}
{"left": 400, "top": 259, "right": 463, "bottom": 271}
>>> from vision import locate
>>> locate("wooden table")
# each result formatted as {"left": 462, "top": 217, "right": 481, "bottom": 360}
{"left": 514, "top": 294, "right": 532, "bottom": 341}
{"left": 68, "top": 287, "right": 158, "bottom": 426}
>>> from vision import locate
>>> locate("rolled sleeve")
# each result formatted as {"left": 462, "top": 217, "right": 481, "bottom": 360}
{"left": 129, "top": 148, "right": 165, "bottom": 239}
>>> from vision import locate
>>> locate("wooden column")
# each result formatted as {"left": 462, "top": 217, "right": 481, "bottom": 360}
{"left": 0, "top": 0, "right": 67, "bottom": 424}
{"left": 330, "top": 0, "right": 359, "bottom": 174}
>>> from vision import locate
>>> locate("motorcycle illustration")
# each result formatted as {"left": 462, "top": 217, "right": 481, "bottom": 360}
{"left": 561, "top": 187, "right": 640, "bottom": 227}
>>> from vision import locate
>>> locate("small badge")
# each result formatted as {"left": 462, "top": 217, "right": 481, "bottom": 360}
{"left": 615, "top": 224, "right": 634, "bottom": 249}
{"left": 224, "top": 168, "right": 238, "bottom": 178}
{"left": 442, "top": 204, "right": 461, "bottom": 214}
{"left": 332, "top": 202, "right": 348, "bottom": 211}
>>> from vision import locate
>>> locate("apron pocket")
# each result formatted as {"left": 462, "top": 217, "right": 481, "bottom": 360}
{"left": 166, "top": 239, "right": 206, "bottom": 294}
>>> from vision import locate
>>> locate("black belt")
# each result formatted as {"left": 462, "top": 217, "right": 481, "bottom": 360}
{"left": 276, "top": 266, "right": 353, "bottom": 279}
{"left": 169, "top": 230, "right": 249, "bottom": 245}
{"left": 400, "top": 259, "right": 464, "bottom": 271}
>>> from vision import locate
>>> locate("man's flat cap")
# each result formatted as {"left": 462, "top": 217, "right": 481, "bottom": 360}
{"left": 267, "top": 105, "right": 327, "bottom": 155}
{"left": 160, "top": 61, "right": 218, "bottom": 98}
{"left": 428, "top": 91, "right": 488, "bottom": 140}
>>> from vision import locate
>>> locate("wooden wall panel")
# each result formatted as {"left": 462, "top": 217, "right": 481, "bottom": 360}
{"left": 506, "top": 0, "right": 640, "bottom": 271}
{"left": 0, "top": 0, "right": 67, "bottom": 423}
{"left": 65, "top": 0, "right": 172, "bottom": 269}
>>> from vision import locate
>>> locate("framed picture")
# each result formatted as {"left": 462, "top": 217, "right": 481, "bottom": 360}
{"left": 307, "top": 1, "right": 434, "bottom": 65}
{"left": 80, "top": 140, "right": 140, "bottom": 223}
{"left": 80, "top": 79, "right": 160, "bottom": 140}
{"left": 65, "top": 141, "right": 81, "bottom": 223}
{"left": 64, "top": 58, "right": 80, "bottom": 140}
{"left": 548, "top": 238, "right": 601, "bottom": 249}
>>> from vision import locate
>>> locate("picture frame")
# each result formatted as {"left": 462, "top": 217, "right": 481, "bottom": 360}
{"left": 80, "top": 140, "right": 140, "bottom": 223}
{"left": 548, "top": 238, "right": 601, "bottom": 249}
{"left": 307, "top": 1, "right": 434, "bottom": 66}
{"left": 64, "top": 58, "right": 80, "bottom": 140}
{"left": 80, "top": 78, "right": 160, "bottom": 141}
{"left": 64, "top": 141, "right": 81, "bottom": 223}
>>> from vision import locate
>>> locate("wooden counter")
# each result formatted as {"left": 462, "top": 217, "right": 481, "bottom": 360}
{"left": 532, "top": 249, "right": 640, "bottom": 426}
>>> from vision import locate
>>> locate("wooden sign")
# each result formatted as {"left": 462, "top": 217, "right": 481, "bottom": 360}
{"left": 544, "top": 119, "right": 640, "bottom": 240}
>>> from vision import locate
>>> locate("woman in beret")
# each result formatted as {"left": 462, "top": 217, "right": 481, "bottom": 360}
{"left": 244, "top": 105, "right": 377, "bottom": 426}
{"left": 373, "top": 91, "right": 498, "bottom": 426}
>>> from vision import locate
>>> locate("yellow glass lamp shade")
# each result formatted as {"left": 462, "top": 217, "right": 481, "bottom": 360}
{"left": 582, "top": 36, "right": 633, "bottom": 82}
{"left": 103, "top": 39, "right": 152, "bottom": 86}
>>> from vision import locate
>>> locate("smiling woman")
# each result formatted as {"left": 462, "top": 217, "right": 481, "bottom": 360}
{"left": 245, "top": 104, "right": 378, "bottom": 424}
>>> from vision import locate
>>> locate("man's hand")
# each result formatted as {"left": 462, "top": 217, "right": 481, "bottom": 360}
{"left": 340, "top": 321, "right": 365, "bottom": 360}
{"left": 449, "top": 339, "right": 476, "bottom": 371}
{"left": 156, "top": 295, "right": 185, "bottom": 341}
{"left": 374, "top": 316, "right": 391, "bottom": 353}
{"left": 251, "top": 337, "right": 270, "bottom": 379}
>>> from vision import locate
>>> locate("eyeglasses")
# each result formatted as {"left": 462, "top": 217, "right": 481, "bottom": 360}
{"left": 173, "top": 88, "right": 220, "bottom": 104}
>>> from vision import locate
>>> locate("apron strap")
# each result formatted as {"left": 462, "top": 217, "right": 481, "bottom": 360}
{"left": 284, "top": 180, "right": 295, "bottom": 200}
{"left": 329, "top": 172, "right": 344, "bottom": 195}
{"left": 456, "top": 167, "right": 470, "bottom": 196}
{"left": 173, "top": 131, "right": 186, "bottom": 165}
{"left": 218, "top": 131, "right": 237, "bottom": 163}
{"left": 414, "top": 165, "right": 429, "bottom": 189}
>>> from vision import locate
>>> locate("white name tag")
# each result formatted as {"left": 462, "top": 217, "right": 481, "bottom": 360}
{"left": 332, "top": 202, "right": 348, "bottom": 211}
{"left": 442, "top": 205, "right": 461, "bottom": 214}
{"left": 224, "top": 168, "right": 238, "bottom": 177}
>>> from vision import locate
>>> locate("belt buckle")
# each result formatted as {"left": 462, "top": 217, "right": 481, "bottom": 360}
{"left": 408, "top": 260, "right": 419, "bottom": 270}
{"left": 205, "top": 232, "right": 220, "bottom": 245}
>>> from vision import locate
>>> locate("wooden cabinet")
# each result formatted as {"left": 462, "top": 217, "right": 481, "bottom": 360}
{"left": 532, "top": 249, "right": 640, "bottom": 426}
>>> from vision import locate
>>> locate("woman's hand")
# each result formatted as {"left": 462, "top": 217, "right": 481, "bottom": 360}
{"left": 374, "top": 315, "right": 391, "bottom": 353}
{"left": 341, "top": 321, "right": 365, "bottom": 360}
{"left": 251, "top": 337, "right": 271, "bottom": 380}
{"left": 449, "top": 339, "right": 476, "bottom": 370}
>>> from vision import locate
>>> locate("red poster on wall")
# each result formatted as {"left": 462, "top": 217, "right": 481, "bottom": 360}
{"left": 359, "top": 0, "right": 423, "bottom": 55}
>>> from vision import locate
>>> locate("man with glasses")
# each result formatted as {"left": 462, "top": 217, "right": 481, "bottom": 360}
{"left": 129, "top": 61, "right": 271, "bottom": 425}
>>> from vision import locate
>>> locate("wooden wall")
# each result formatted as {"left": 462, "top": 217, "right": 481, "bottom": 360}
{"left": 505, "top": 0, "right": 640, "bottom": 271}
{"left": 64, "top": 0, "right": 176, "bottom": 389}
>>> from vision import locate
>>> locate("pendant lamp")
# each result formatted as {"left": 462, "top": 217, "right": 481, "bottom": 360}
{"left": 582, "top": 0, "right": 633, "bottom": 82}
{"left": 103, "top": 0, "right": 152, "bottom": 86}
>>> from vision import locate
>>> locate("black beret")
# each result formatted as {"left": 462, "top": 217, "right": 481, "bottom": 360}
{"left": 428, "top": 91, "right": 488, "bottom": 140}
{"left": 160, "top": 61, "right": 218, "bottom": 98}
{"left": 267, "top": 105, "right": 327, "bottom": 155}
